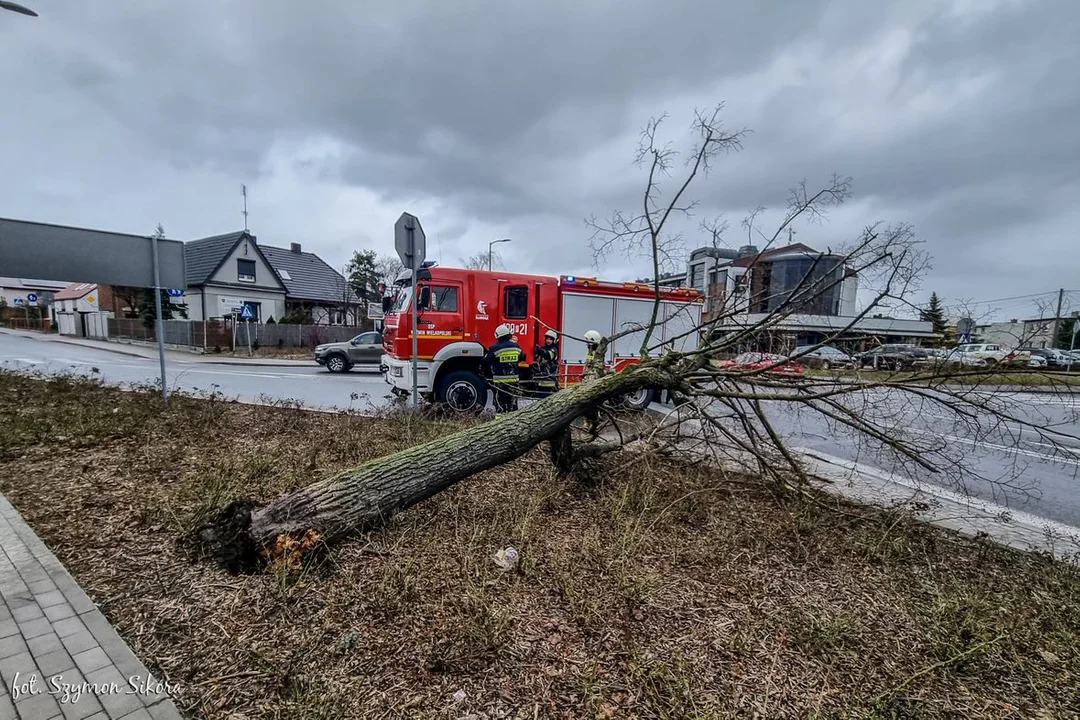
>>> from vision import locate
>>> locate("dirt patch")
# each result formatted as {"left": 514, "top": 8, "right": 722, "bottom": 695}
{"left": 1, "top": 370, "right": 1078, "bottom": 718}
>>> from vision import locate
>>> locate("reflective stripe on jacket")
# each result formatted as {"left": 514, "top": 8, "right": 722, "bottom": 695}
{"left": 484, "top": 339, "right": 525, "bottom": 382}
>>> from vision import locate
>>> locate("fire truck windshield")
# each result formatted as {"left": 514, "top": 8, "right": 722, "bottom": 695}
{"left": 390, "top": 286, "right": 412, "bottom": 314}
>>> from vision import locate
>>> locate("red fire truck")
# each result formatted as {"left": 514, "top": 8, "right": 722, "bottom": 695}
{"left": 379, "top": 263, "right": 704, "bottom": 413}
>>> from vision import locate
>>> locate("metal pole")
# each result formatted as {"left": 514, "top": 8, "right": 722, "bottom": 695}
{"left": 245, "top": 319, "right": 252, "bottom": 357}
{"left": 151, "top": 234, "right": 168, "bottom": 404}
{"left": 410, "top": 228, "right": 419, "bottom": 409}
{"left": 1069, "top": 322, "right": 1078, "bottom": 373}
{"left": 1052, "top": 288, "right": 1065, "bottom": 349}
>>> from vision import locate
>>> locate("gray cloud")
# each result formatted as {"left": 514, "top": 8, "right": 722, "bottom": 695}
{"left": 0, "top": 0, "right": 1077, "bottom": 318}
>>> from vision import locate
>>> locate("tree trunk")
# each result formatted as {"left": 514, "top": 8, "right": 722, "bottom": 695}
{"left": 195, "top": 365, "right": 668, "bottom": 573}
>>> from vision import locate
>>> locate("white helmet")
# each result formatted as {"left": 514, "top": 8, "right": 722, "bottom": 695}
{"left": 495, "top": 323, "right": 512, "bottom": 339}
{"left": 545, "top": 329, "right": 558, "bottom": 341}
{"left": 584, "top": 329, "right": 602, "bottom": 344}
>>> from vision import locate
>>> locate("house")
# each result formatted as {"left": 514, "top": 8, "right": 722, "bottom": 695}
{"left": 51, "top": 282, "right": 115, "bottom": 337}
{"left": 259, "top": 242, "right": 360, "bottom": 325}
{"left": 0, "top": 277, "right": 69, "bottom": 307}
{"left": 182, "top": 231, "right": 357, "bottom": 324}
{"left": 182, "top": 231, "right": 288, "bottom": 322}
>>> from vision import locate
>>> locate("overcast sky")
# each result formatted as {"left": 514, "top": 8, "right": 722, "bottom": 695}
{"left": 1, "top": 0, "right": 1077, "bottom": 320}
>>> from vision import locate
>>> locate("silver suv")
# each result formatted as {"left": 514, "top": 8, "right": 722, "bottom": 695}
{"left": 313, "top": 331, "right": 384, "bottom": 373}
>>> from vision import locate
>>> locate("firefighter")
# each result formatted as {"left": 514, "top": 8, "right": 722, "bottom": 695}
{"left": 532, "top": 329, "right": 560, "bottom": 398}
{"left": 581, "top": 329, "right": 606, "bottom": 436}
{"left": 484, "top": 323, "right": 525, "bottom": 417}
{"left": 582, "top": 329, "right": 606, "bottom": 381}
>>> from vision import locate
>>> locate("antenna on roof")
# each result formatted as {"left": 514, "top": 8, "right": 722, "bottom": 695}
{"left": 787, "top": 226, "right": 796, "bottom": 243}
{"left": 241, "top": 184, "right": 249, "bottom": 232}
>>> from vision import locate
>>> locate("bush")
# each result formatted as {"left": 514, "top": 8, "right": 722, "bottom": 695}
{"left": 252, "top": 339, "right": 261, "bottom": 351}
{"left": 266, "top": 316, "right": 276, "bottom": 325}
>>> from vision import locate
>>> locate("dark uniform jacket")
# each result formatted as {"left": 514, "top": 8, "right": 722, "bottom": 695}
{"left": 484, "top": 339, "right": 525, "bottom": 383}
{"left": 533, "top": 343, "right": 559, "bottom": 386}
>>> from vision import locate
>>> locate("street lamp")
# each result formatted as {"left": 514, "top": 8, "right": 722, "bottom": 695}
{"left": 488, "top": 238, "right": 511, "bottom": 271}
{"left": 0, "top": 1, "right": 38, "bottom": 16}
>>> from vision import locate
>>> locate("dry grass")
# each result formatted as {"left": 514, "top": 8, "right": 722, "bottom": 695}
{"left": 1, "top": 370, "right": 1078, "bottom": 719}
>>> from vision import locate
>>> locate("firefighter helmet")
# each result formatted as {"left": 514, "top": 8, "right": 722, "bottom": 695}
{"left": 583, "top": 329, "right": 602, "bottom": 344}
{"left": 545, "top": 329, "right": 558, "bottom": 341}
{"left": 495, "top": 324, "right": 513, "bottom": 340}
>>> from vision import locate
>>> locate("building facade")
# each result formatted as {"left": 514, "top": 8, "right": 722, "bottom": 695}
{"left": 684, "top": 242, "right": 933, "bottom": 349}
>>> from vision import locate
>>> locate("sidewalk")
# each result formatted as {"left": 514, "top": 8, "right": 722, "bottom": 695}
{"left": 0, "top": 494, "right": 184, "bottom": 719}
{"left": 0, "top": 328, "right": 312, "bottom": 367}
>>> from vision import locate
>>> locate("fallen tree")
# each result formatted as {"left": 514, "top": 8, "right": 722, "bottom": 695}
{"left": 194, "top": 358, "right": 684, "bottom": 572}
{"left": 193, "top": 104, "right": 1080, "bottom": 574}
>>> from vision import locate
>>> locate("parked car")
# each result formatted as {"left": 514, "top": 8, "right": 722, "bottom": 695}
{"left": 855, "top": 344, "right": 931, "bottom": 371}
{"left": 715, "top": 352, "right": 804, "bottom": 376}
{"left": 1020, "top": 347, "right": 1071, "bottom": 368}
{"left": 948, "top": 343, "right": 1031, "bottom": 366}
{"left": 792, "top": 345, "right": 857, "bottom": 370}
{"left": 313, "top": 331, "right": 384, "bottom": 373}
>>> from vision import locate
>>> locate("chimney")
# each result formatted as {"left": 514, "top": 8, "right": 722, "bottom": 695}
{"left": 290, "top": 242, "right": 302, "bottom": 254}
{"left": 738, "top": 245, "right": 759, "bottom": 257}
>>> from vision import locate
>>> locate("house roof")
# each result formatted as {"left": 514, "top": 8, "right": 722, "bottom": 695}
{"left": 183, "top": 231, "right": 254, "bottom": 285}
{"left": 0, "top": 277, "right": 70, "bottom": 292}
{"left": 53, "top": 282, "right": 96, "bottom": 300}
{"left": 259, "top": 244, "right": 355, "bottom": 303}
{"left": 730, "top": 242, "right": 822, "bottom": 267}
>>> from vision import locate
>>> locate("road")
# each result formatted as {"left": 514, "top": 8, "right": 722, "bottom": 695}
{"left": 3, "top": 331, "right": 1080, "bottom": 526}
{"left": 0, "top": 332, "right": 393, "bottom": 413}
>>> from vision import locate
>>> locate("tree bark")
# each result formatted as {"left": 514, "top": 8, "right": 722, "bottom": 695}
{"left": 195, "top": 365, "right": 669, "bottom": 572}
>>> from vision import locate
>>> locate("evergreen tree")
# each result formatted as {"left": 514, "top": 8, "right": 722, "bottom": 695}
{"left": 920, "top": 292, "right": 948, "bottom": 344}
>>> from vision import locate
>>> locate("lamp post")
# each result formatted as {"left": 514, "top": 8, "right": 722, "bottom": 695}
{"left": 0, "top": 1, "right": 38, "bottom": 16}
{"left": 488, "top": 238, "right": 511, "bottom": 271}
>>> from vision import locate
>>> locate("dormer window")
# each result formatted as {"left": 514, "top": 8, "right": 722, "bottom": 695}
{"left": 238, "top": 259, "right": 256, "bottom": 283}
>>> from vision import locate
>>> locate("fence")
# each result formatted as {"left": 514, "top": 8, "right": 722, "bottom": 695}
{"left": 106, "top": 318, "right": 375, "bottom": 352}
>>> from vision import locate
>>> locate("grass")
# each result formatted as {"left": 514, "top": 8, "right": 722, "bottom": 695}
{"left": 808, "top": 366, "right": 1080, "bottom": 388}
{"left": 1, "top": 370, "right": 1079, "bottom": 718}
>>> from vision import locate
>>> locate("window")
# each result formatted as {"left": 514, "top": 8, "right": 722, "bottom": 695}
{"left": 359, "top": 332, "right": 382, "bottom": 344}
{"left": 689, "top": 263, "right": 704, "bottom": 290}
{"left": 237, "top": 259, "right": 256, "bottom": 283}
{"left": 504, "top": 286, "right": 528, "bottom": 319}
{"left": 419, "top": 285, "right": 459, "bottom": 312}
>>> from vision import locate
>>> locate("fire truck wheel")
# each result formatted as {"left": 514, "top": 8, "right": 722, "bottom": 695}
{"left": 620, "top": 387, "right": 655, "bottom": 412}
{"left": 437, "top": 371, "right": 487, "bottom": 414}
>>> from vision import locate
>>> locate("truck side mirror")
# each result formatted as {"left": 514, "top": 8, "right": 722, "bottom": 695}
{"left": 418, "top": 286, "right": 431, "bottom": 311}
{"left": 382, "top": 296, "right": 391, "bottom": 313}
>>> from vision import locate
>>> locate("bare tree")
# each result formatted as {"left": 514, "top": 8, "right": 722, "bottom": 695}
{"left": 194, "top": 104, "right": 1080, "bottom": 574}
{"left": 460, "top": 250, "right": 502, "bottom": 270}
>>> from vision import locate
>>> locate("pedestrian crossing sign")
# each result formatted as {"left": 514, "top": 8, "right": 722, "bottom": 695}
{"left": 240, "top": 304, "right": 254, "bottom": 320}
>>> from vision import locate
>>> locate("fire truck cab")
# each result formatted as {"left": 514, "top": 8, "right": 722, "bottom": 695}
{"left": 379, "top": 264, "right": 703, "bottom": 413}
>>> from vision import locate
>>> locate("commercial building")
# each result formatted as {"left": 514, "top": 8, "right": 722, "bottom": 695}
{"left": 681, "top": 242, "right": 935, "bottom": 350}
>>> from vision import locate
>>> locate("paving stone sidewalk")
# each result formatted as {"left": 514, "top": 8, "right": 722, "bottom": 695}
{"left": 0, "top": 494, "right": 184, "bottom": 720}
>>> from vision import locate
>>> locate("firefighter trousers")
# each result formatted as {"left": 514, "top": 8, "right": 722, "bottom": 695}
{"left": 490, "top": 378, "right": 520, "bottom": 414}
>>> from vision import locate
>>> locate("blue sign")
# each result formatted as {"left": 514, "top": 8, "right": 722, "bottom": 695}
{"left": 239, "top": 303, "right": 255, "bottom": 320}
{"left": 167, "top": 288, "right": 185, "bottom": 298}
{"left": 12, "top": 297, "right": 24, "bottom": 305}
{"left": 958, "top": 332, "right": 970, "bottom": 344}
{"left": 26, "top": 292, "right": 38, "bottom": 303}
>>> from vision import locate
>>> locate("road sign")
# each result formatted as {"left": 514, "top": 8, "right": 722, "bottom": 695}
{"left": 394, "top": 212, "right": 426, "bottom": 270}
{"left": 958, "top": 332, "right": 971, "bottom": 344}
{"left": 12, "top": 297, "right": 24, "bottom": 305}
{"left": 956, "top": 317, "right": 975, "bottom": 337}
{"left": 167, "top": 288, "right": 185, "bottom": 298}
{"left": 239, "top": 303, "right": 255, "bottom": 320}
{"left": 367, "top": 301, "right": 385, "bottom": 320}
{"left": 219, "top": 296, "right": 244, "bottom": 314}
{"left": 26, "top": 292, "right": 38, "bottom": 303}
